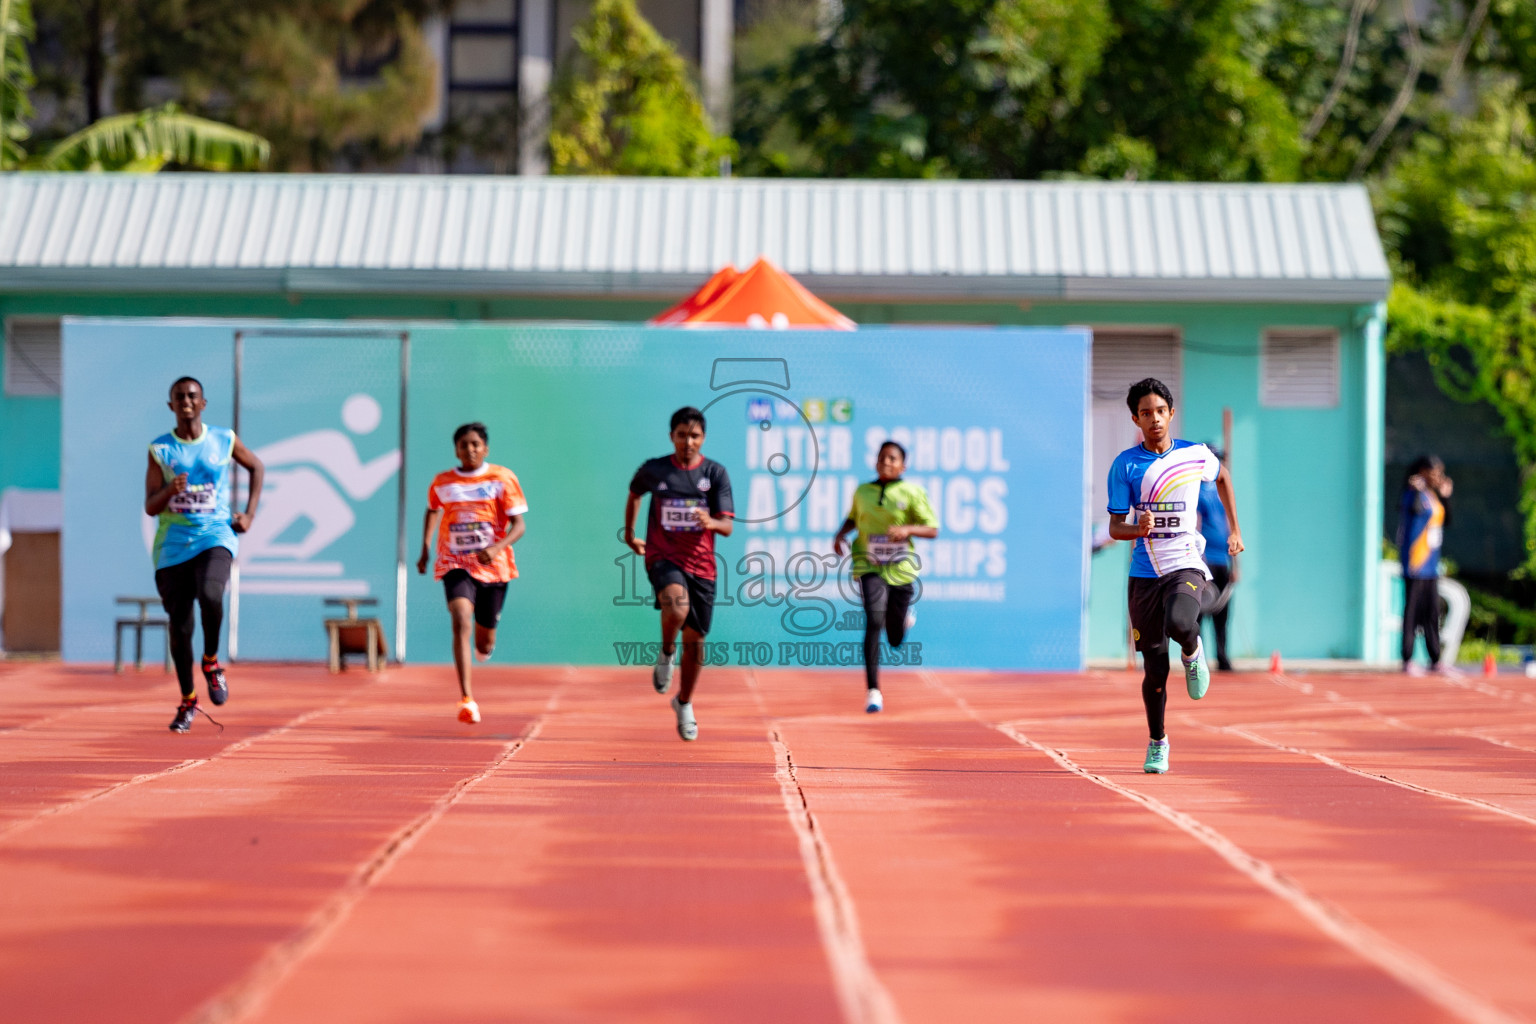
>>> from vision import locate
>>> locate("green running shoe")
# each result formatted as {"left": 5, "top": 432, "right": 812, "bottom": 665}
{"left": 1183, "top": 640, "right": 1210, "bottom": 700}
{"left": 1144, "top": 738, "right": 1169, "bottom": 774}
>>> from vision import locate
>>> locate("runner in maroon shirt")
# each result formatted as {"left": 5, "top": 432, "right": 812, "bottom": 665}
{"left": 624, "top": 406, "right": 734, "bottom": 741}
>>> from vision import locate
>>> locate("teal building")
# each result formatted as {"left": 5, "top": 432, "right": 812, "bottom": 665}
{"left": 0, "top": 175, "right": 1389, "bottom": 660}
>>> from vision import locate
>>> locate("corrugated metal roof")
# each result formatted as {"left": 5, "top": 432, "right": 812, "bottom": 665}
{"left": 0, "top": 174, "right": 1389, "bottom": 303}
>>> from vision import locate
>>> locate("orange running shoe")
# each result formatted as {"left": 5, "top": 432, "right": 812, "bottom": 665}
{"left": 458, "top": 698, "right": 481, "bottom": 724}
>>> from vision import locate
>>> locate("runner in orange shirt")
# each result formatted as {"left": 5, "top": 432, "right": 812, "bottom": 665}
{"left": 415, "top": 422, "right": 528, "bottom": 724}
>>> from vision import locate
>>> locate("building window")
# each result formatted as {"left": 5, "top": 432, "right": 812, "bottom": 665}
{"left": 1261, "top": 328, "right": 1339, "bottom": 408}
{"left": 4, "top": 318, "right": 61, "bottom": 397}
{"left": 1090, "top": 328, "right": 1182, "bottom": 525}
{"left": 449, "top": 0, "right": 518, "bottom": 99}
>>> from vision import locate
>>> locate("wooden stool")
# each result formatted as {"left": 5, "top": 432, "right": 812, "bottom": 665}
{"left": 323, "top": 597, "right": 387, "bottom": 673}
{"left": 115, "top": 596, "right": 171, "bottom": 673}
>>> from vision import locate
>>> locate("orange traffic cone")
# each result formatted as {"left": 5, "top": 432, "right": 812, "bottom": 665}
{"left": 1269, "top": 650, "right": 1282, "bottom": 674}
{"left": 1484, "top": 652, "right": 1497, "bottom": 678}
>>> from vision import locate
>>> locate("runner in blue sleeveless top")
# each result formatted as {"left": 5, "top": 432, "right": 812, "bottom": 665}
{"left": 144, "top": 377, "right": 265, "bottom": 732}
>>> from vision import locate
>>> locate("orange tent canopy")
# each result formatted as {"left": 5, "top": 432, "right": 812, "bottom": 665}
{"left": 648, "top": 258, "right": 855, "bottom": 330}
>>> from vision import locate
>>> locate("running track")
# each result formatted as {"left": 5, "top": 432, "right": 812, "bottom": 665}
{"left": 3, "top": 662, "right": 1536, "bottom": 1023}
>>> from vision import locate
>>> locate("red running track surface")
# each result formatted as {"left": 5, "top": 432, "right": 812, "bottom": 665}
{"left": 2, "top": 661, "right": 1535, "bottom": 1023}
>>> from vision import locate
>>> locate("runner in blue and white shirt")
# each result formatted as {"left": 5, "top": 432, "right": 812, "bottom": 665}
{"left": 1106, "top": 378, "right": 1243, "bottom": 774}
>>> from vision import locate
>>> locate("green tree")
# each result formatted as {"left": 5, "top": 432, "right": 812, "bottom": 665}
{"left": 1379, "top": 87, "right": 1536, "bottom": 571}
{"left": 549, "top": 0, "right": 733, "bottom": 176}
{"left": 29, "top": 0, "right": 443, "bottom": 170}
{"left": 0, "top": 0, "right": 36, "bottom": 169}
{"left": 732, "top": 0, "right": 820, "bottom": 176}
{"left": 754, "top": 0, "right": 1304, "bottom": 180}
{"left": 1, "top": 0, "right": 268, "bottom": 172}
{"left": 30, "top": 103, "right": 268, "bottom": 171}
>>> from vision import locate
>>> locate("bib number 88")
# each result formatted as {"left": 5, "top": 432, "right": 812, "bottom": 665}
{"left": 1150, "top": 515, "right": 1181, "bottom": 529}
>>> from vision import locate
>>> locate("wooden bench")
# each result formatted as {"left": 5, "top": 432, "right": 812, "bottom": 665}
{"left": 324, "top": 597, "right": 387, "bottom": 673}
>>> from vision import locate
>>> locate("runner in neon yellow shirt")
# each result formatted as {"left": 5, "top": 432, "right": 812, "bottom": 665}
{"left": 832, "top": 441, "right": 939, "bottom": 713}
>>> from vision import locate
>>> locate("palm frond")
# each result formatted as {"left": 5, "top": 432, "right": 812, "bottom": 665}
{"left": 26, "top": 104, "right": 270, "bottom": 172}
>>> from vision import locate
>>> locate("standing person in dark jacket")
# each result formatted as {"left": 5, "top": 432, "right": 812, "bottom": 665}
{"left": 1398, "top": 455, "right": 1452, "bottom": 675}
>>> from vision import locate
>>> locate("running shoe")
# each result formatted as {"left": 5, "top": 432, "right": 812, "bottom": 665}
{"left": 1403, "top": 662, "right": 1427, "bottom": 678}
{"left": 671, "top": 696, "right": 698, "bottom": 741}
{"left": 202, "top": 657, "right": 228, "bottom": 706}
{"left": 458, "top": 698, "right": 481, "bottom": 724}
{"left": 1144, "top": 738, "right": 1169, "bottom": 774}
{"left": 865, "top": 688, "right": 884, "bottom": 713}
{"left": 169, "top": 697, "right": 198, "bottom": 733}
{"left": 474, "top": 644, "right": 494, "bottom": 663}
{"left": 652, "top": 647, "right": 677, "bottom": 695}
{"left": 904, "top": 610, "right": 916, "bottom": 631}
{"left": 1182, "top": 640, "right": 1210, "bottom": 700}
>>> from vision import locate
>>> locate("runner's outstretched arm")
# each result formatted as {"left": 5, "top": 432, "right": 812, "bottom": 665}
{"left": 832, "top": 516, "right": 856, "bottom": 556}
{"left": 1108, "top": 511, "right": 1153, "bottom": 541}
{"left": 692, "top": 506, "right": 733, "bottom": 537}
{"left": 1215, "top": 464, "right": 1245, "bottom": 555}
{"left": 417, "top": 508, "right": 443, "bottom": 573}
{"left": 624, "top": 492, "right": 645, "bottom": 556}
{"left": 230, "top": 439, "right": 264, "bottom": 533}
{"left": 144, "top": 452, "right": 185, "bottom": 516}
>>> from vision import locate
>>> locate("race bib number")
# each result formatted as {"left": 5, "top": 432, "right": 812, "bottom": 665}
{"left": 167, "top": 485, "right": 217, "bottom": 515}
{"left": 659, "top": 497, "right": 704, "bottom": 532}
{"left": 866, "top": 534, "right": 908, "bottom": 565}
{"left": 1138, "top": 503, "right": 1190, "bottom": 539}
{"left": 449, "top": 521, "right": 495, "bottom": 553}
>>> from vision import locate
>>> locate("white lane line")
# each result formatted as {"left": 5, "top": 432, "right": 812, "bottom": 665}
{"left": 1267, "top": 671, "right": 1536, "bottom": 758}
{"left": 185, "top": 689, "right": 562, "bottom": 1024}
{"left": 1449, "top": 729, "right": 1536, "bottom": 756}
{"left": 769, "top": 728, "right": 904, "bottom": 1024}
{"left": 920, "top": 671, "right": 1525, "bottom": 1024}
{"left": 1185, "top": 719, "right": 1536, "bottom": 829}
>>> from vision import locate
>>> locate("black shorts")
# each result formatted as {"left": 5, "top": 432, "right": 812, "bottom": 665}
{"left": 647, "top": 559, "right": 717, "bottom": 636}
{"left": 442, "top": 569, "right": 508, "bottom": 630}
{"left": 1128, "top": 568, "right": 1211, "bottom": 653}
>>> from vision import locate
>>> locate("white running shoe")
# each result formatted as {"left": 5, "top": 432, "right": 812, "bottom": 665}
{"left": 671, "top": 696, "right": 698, "bottom": 741}
{"left": 904, "top": 610, "right": 916, "bottom": 631}
{"left": 865, "top": 689, "right": 884, "bottom": 713}
{"left": 652, "top": 647, "right": 677, "bottom": 694}
{"left": 458, "top": 698, "right": 481, "bottom": 724}
{"left": 474, "top": 643, "right": 494, "bottom": 663}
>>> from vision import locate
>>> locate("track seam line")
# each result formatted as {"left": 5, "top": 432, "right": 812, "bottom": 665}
{"left": 0, "top": 698, "right": 175, "bottom": 737}
{"left": 741, "top": 668, "right": 902, "bottom": 1024}
{"left": 1183, "top": 719, "right": 1536, "bottom": 829}
{"left": 768, "top": 728, "right": 904, "bottom": 1024}
{"left": 0, "top": 702, "right": 354, "bottom": 843}
{"left": 1267, "top": 670, "right": 1536, "bottom": 757}
{"left": 919, "top": 670, "right": 1525, "bottom": 1024}
{"left": 182, "top": 688, "right": 563, "bottom": 1024}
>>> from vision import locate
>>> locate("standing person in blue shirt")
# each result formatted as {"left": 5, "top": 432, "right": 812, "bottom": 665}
{"left": 1397, "top": 455, "right": 1452, "bottom": 676}
{"left": 144, "top": 377, "right": 265, "bottom": 732}
{"left": 1196, "top": 450, "right": 1236, "bottom": 673}
{"left": 1107, "top": 379, "right": 1243, "bottom": 774}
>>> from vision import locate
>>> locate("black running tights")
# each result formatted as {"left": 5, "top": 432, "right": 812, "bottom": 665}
{"left": 1401, "top": 576, "right": 1442, "bottom": 665}
{"left": 1142, "top": 652, "right": 1170, "bottom": 741}
{"left": 1141, "top": 581, "right": 1202, "bottom": 740}
{"left": 860, "top": 573, "right": 914, "bottom": 691}
{"left": 155, "top": 547, "right": 232, "bottom": 698}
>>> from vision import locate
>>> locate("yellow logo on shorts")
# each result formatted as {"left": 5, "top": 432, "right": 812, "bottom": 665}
{"left": 1186, "top": 581, "right": 1198, "bottom": 590}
